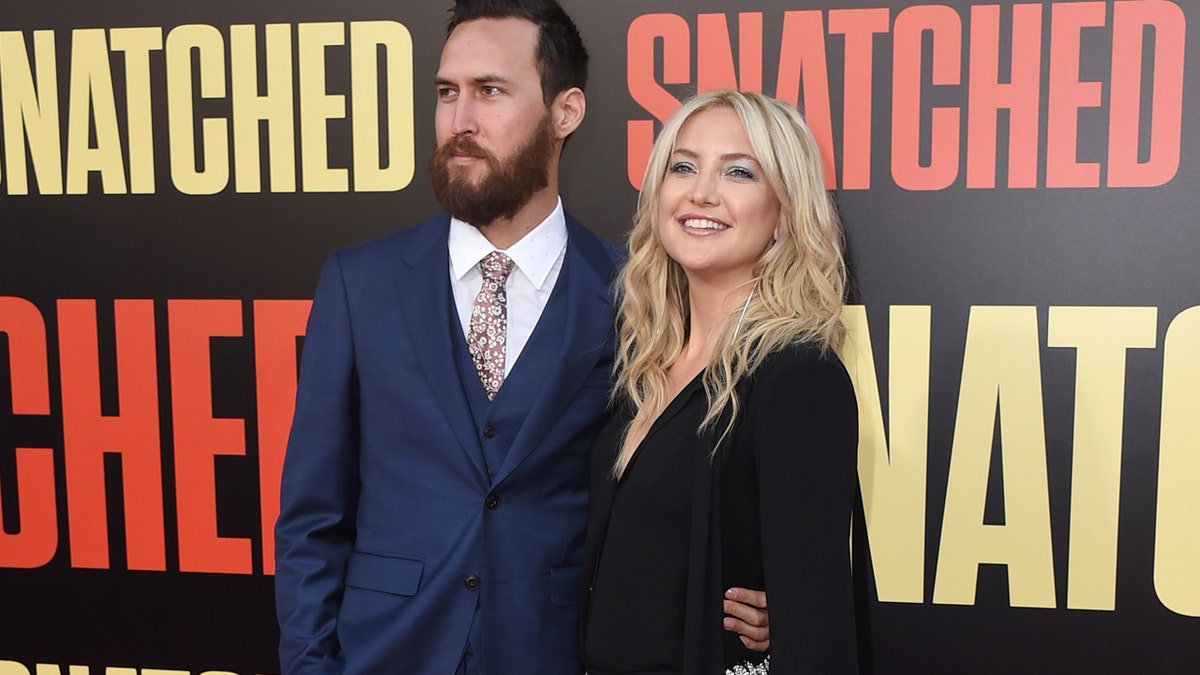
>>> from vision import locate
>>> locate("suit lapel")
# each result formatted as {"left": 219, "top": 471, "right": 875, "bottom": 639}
{"left": 393, "top": 214, "right": 489, "bottom": 482}
{"left": 494, "top": 217, "right": 617, "bottom": 484}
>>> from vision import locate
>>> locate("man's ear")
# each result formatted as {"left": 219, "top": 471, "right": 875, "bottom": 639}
{"left": 551, "top": 87, "right": 586, "bottom": 140}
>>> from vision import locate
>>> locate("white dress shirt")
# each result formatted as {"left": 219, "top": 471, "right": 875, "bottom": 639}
{"left": 448, "top": 198, "right": 568, "bottom": 376}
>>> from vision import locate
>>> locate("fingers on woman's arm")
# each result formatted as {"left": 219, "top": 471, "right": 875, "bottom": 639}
{"left": 723, "top": 587, "right": 770, "bottom": 651}
{"left": 726, "top": 586, "right": 767, "bottom": 613}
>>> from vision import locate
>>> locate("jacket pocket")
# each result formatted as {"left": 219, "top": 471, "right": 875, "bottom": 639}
{"left": 550, "top": 565, "right": 581, "bottom": 606}
{"left": 345, "top": 550, "right": 424, "bottom": 596}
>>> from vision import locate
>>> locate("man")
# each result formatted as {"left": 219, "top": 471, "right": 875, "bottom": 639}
{"left": 275, "top": 1, "right": 767, "bottom": 673}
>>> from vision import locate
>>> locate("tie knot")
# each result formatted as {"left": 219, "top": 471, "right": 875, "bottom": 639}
{"left": 480, "top": 251, "right": 515, "bottom": 282}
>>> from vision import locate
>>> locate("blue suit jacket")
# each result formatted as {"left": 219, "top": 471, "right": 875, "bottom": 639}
{"left": 275, "top": 212, "right": 621, "bottom": 674}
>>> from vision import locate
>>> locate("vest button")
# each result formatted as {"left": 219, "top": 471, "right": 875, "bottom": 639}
{"left": 485, "top": 494, "right": 500, "bottom": 510}
{"left": 483, "top": 425, "right": 496, "bottom": 439}
{"left": 464, "top": 574, "right": 481, "bottom": 590}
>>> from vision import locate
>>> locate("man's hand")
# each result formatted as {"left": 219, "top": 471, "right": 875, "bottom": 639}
{"left": 723, "top": 587, "right": 769, "bottom": 651}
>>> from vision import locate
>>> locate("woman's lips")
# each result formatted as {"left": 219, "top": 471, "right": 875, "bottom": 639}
{"left": 679, "top": 216, "right": 730, "bottom": 233}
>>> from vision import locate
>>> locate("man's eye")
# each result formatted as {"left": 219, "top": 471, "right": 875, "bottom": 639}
{"left": 481, "top": 86, "right": 501, "bottom": 96}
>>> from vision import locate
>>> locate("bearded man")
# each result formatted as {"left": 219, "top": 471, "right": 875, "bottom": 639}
{"left": 274, "top": 2, "right": 768, "bottom": 673}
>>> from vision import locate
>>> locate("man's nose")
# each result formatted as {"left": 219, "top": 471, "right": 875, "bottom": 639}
{"left": 450, "top": 97, "right": 478, "bottom": 136}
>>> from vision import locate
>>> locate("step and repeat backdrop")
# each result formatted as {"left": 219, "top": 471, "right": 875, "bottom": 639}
{"left": 1, "top": 0, "right": 1197, "bottom": 673}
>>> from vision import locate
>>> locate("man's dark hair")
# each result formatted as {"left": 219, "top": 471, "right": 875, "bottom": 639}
{"left": 448, "top": 0, "right": 589, "bottom": 102}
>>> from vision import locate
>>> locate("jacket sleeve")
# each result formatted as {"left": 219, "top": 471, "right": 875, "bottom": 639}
{"left": 274, "top": 251, "right": 362, "bottom": 674}
{"left": 751, "top": 347, "right": 860, "bottom": 673}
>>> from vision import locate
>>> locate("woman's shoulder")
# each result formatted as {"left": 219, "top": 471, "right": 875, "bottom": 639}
{"left": 741, "top": 339, "right": 858, "bottom": 429}
{"left": 753, "top": 339, "right": 852, "bottom": 389}
{"left": 744, "top": 340, "right": 858, "bottom": 465}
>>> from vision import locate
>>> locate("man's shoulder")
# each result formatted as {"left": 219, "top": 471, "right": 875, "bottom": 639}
{"left": 333, "top": 212, "right": 450, "bottom": 267}
{"left": 564, "top": 212, "right": 623, "bottom": 269}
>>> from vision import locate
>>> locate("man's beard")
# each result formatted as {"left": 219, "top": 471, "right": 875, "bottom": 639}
{"left": 428, "top": 115, "right": 555, "bottom": 227}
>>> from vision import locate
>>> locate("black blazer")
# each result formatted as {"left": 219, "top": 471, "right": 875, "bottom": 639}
{"left": 582, "top": 341, "right": 860, "bottom": 674}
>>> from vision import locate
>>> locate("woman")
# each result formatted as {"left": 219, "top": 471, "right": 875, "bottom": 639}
{"left": 581, "top": 90, "right": 859, "bottom": 674}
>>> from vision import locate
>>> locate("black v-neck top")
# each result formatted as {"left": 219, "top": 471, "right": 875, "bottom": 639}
{"left": 584, "top": 373, "right": 705, "bottom": 673}
{"left": 582, "top": 342, "right": 860, "bottom": 674}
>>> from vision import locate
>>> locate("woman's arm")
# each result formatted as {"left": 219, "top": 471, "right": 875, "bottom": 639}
{"left": 752, "top": 347, "right": 860, "bottom": 673}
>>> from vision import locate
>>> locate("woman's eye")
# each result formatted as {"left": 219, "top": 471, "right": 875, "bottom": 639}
{"left": 728, "top": 166, "right": 756, "bottom": 180}
{"left": 668, "top": 161, "right": 696, "bottom": 175}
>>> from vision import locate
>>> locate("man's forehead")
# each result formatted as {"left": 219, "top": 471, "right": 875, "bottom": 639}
{"left": 439, "top": 17, "right": 539, "bottom": 74}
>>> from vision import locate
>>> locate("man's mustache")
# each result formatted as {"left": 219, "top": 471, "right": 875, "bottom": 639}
{"left": 439, "top": 136, "right": 492, "bottom": 161}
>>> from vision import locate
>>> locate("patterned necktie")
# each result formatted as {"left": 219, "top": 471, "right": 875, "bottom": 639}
{"left": 468, "top": 251, "right": 516, "bottom": 399}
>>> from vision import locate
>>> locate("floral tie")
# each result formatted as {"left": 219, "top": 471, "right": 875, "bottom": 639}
{"left": 468, "top": 251, "right": 515, "bottom": 399}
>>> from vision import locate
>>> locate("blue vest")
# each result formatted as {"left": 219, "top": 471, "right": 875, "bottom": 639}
{"left": 452, "top": 270, "right": 571, "bottom": 479}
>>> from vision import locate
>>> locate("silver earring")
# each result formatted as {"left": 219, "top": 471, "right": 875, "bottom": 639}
{"left": 732, "top": 284, "right": 755, "bottom": 341}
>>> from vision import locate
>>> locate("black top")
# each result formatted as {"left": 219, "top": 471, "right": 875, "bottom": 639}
{"left": 582, "top": 342, "right": 860, "bottom": 674}
{"left": 584, "top": 371, "right": 704, "bottom": 673}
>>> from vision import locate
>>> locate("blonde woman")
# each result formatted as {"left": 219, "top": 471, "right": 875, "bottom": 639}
{"left": 581, "top": 90, "right": 859, "bottom": 674}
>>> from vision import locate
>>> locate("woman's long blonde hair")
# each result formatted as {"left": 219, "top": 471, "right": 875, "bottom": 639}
{"left": 612, "top": 90, "right": 847, "bottom": 475}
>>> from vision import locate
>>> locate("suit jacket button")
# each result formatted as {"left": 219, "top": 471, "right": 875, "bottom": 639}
{"left": 483, "top": 425, "right": 496, "bottom": 439}
{"left": 485, "top": 494, "right": 500, "bottom": 510}
{"left": 464, "top": 574, "right": 481, "bottom": 590}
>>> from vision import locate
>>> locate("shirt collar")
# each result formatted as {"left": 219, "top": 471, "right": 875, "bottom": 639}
{"left": 447, "top": 197, "right": 568, "bottom": 289}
